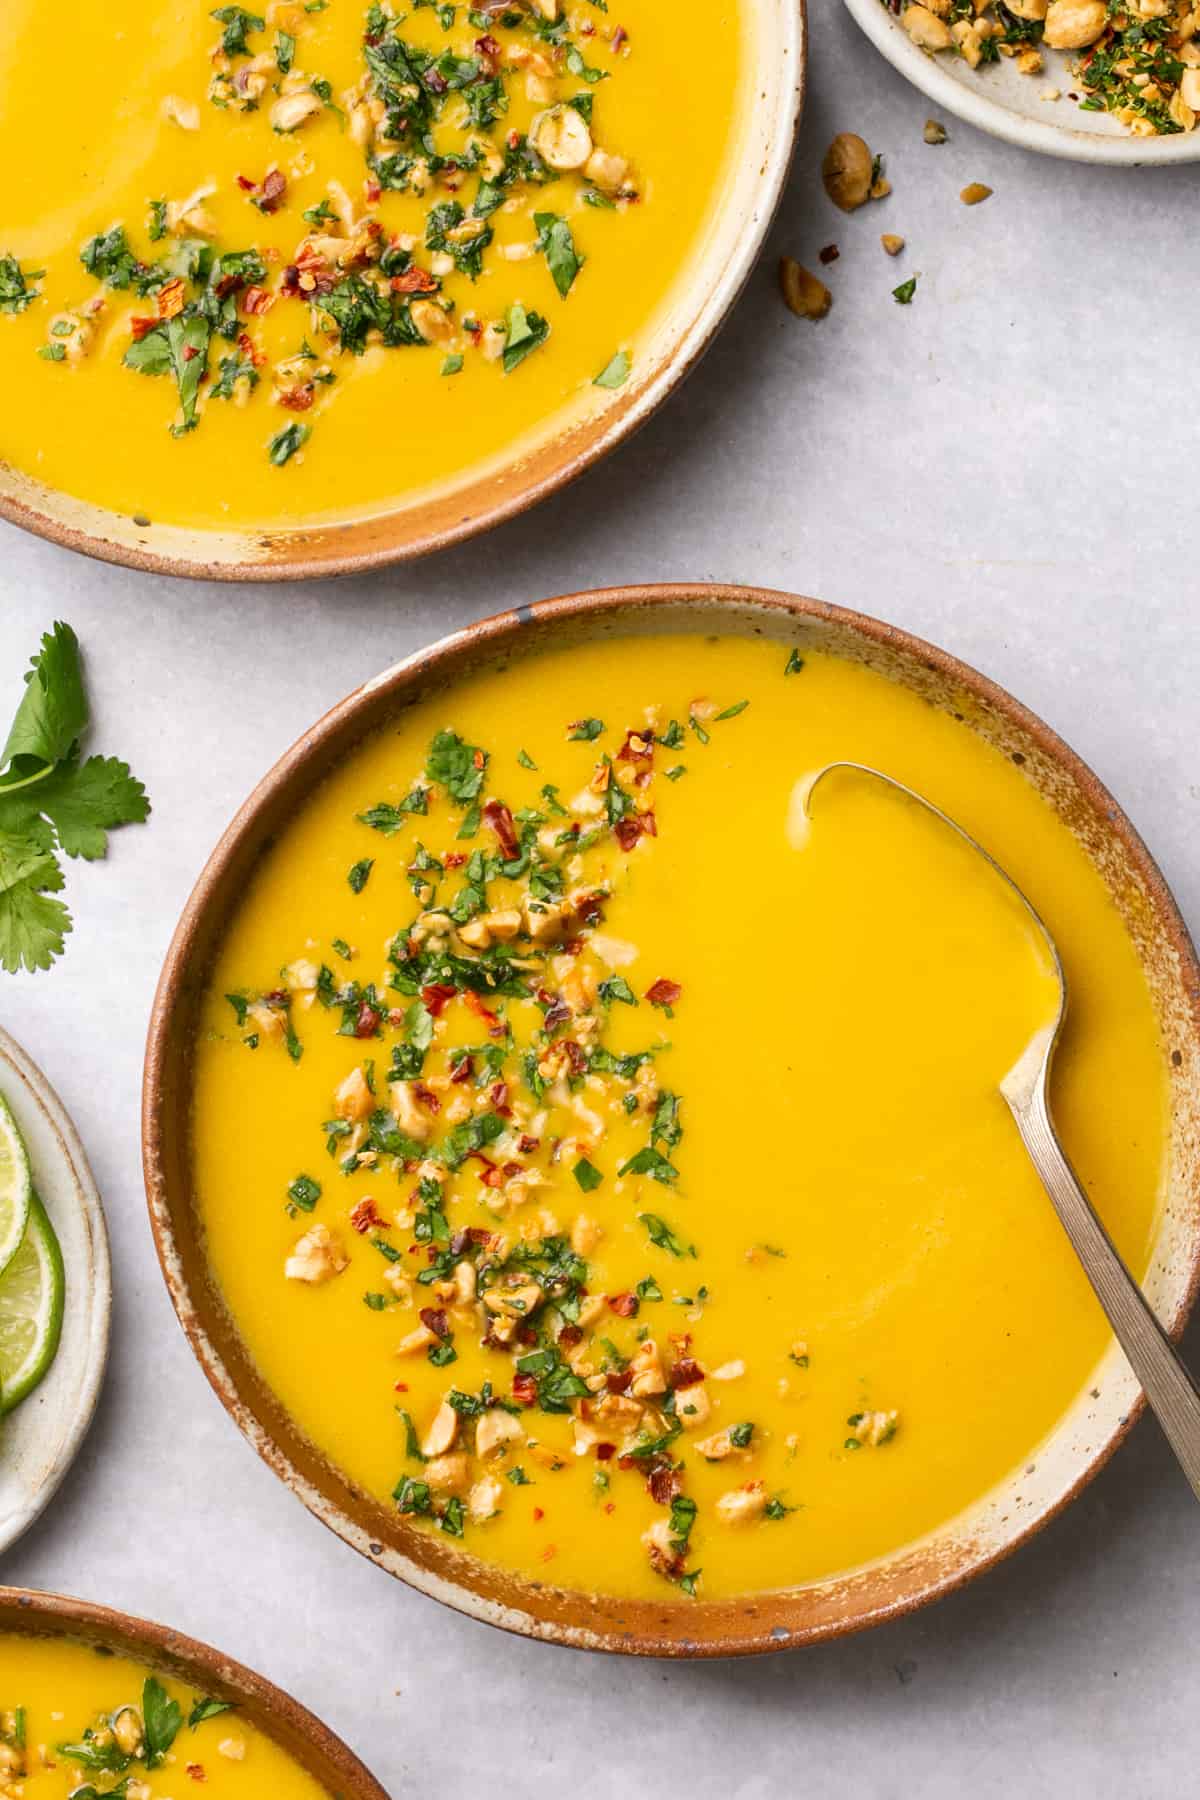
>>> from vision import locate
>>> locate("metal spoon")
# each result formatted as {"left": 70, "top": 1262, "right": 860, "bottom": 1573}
{"left": 802, "top": 761, "right": 1200, "bottom": 1500}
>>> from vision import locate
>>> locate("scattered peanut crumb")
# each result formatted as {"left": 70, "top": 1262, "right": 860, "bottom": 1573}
{"left": 881, "top": 233, "right": 905, "bottom": 256}
{"left": 923, "top": 118, "right": 947, "bottom": 144}
{"left": 821, "top": 132, "right": 874, "bottom": 211}
{"left": 870, "top": 174, "right": 892, "bottom": 199}
{"left": 779, "top": 257, "right": 831, "bottom": 320}
{"left": 960, "top": 182, "right": 993, "bottom": 205}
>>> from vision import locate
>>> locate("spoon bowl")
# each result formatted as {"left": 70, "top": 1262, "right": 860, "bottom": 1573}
{"left": 805, "top": 760, "right": 1200, "bottom": 1501}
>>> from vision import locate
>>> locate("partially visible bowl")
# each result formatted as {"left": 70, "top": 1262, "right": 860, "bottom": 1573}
{"left": 143, "top": 582, "right": 1200, "bottom": 1656}
{"left": 843, "top": 0, "right": 1200, "bottom": 164}
{"left": 0, "top": 2, "right": 804, "bottom": 583}
{"left": 0, "top": 1587, "right": 389, "bottom": 1798}
{"left": 0, "top": 1026, "right": 111, "bottom": 1558}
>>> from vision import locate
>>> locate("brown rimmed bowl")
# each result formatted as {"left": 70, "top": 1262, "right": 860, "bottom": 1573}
{"left": 0, "top": 5, "right": 804, "bottom": 584}
{"left": 142, "top": 583, "right": 1200, "bottom": 1655}
{"left": 0, "top": 1587, "right": 389, "bottom": 1797}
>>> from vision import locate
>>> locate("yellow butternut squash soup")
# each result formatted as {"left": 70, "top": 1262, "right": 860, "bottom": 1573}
{"left": 0, "top": 0, "right": 742, "bottom": 531}
{"left": 190, "top": 636, "right": 1166, "bottom": 1602}
{"left": 0, "top": 1637, "right": 330, "bottom": 1798}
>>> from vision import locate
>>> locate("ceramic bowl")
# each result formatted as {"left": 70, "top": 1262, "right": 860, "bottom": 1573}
{"left": 0, "top": 4, "right": 805, "bottom": 583}
{"left": 0, "top": 1027, "right": 111, "bottom": 1556}
{"left": 0, "top": 1587, "right": 389, "bottom": 1796}
{"left": 844, "top": 0, "right": 1200, "bottom": 164}
{"left": 143, "top": 583, "right": 1200, "bottom": 1655}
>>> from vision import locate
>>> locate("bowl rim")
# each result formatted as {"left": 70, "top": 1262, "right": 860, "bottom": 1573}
{"left": 842, "top": 0, "right": 1200, "bottom": 165}
{"left": 0, "top": 4, "right": 806, "bottom": 585}
{"left": 0, "top": 1585, "right": 390, "bottom": 1797}
{"left": 142, "top": 581, "right": 1200, "bottom": 1655}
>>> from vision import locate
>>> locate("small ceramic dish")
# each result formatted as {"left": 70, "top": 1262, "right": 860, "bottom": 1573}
{"left": 0, "top": 2, "right": 805, "bottom": 582}
{"left": 0, "top": 1026, "right": 111, "bottom": 1556}
{"left": 0, "top": 1586, "right": 389, "bottom": 1797}
{"left": 143, "top": 583, "right": 1200, "bottom": 1657}
{"left": 843, "top": 0, "right": 1200, "bottom": 164}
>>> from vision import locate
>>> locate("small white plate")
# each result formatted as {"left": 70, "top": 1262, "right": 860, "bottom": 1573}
{"left": 0, "top": 1026, "right": 111, "bottom": 1555}
{"left": 843, "top": 0, "right": 1200, "bottom": 164}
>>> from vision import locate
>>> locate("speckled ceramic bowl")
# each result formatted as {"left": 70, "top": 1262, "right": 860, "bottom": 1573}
{"left": 143, "top": 584, "right": 1200, "bottom": 1655}
{"left": 0, "top": 1588, "right": 389, "bottom": 1797}
{"left": 0, "top": 3, "right": 804, "bottom": 582}
{"left": 844, "top": 0, "right": 1200, "bottom": 164}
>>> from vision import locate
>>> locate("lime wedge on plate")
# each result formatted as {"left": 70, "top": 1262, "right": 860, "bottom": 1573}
{"left": 0, "top": 1094, "right": 33, "bottom": 1278}
{"left": 0, "top": 1194, "right": 65, "bottom": 1412}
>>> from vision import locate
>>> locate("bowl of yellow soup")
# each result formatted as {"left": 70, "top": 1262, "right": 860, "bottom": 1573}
{"left": 143, "top": 584, "right": 1200, "bottom": 1653}
{"left": 0, "top": 1587, "right": 388, "bottom": 1797}
{"left": 0, "top": 0, "right": 803, "bottom": 580}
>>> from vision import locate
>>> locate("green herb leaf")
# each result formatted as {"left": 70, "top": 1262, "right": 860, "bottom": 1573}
{"left": 533, "top": 211, "right": 584, "bottom": 298}
{"left": 593, "top": 348, "right": 630, "bottom": 389}
{"left": 268, "top": 420, "right": 310, "bottom": 464}
{"left": 637, "top": 1211, "right": 693, "bottom": 1257}
{"left": 188, "top": 1698, "right": 235, "bottom": 1729}
{"left": 573, "top": 1157, "right": 603, "bottom": 1192}
{"left": 892, "top": 276, "right": 917, "bottom": 305}
{"left": 142, "top": 1678, "right": 182, "bottom": 1769}
{"left": 502, "top": 300, "right": 550, "bottom": 373}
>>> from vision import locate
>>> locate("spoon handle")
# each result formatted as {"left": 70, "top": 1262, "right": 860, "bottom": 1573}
{"left": 1005, "top": 1084, "right": 1200, "bottom": 1502}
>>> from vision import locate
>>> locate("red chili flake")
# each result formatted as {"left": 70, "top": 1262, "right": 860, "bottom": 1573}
{"left": 390, "top": 266, "right": 440, "bottom": 294}
{"left": 532, "top": 1507, "right": 545, "bottom": 1522}
{"left": 517, "top": 1323, "right": 538, "bottom": 1346}
{"left": 507, "top": 128, "right": 520, "bottom": 148}
{"left": 354, "top": 1001, "right": 382, "bottom": 1038}
{"left": 472, "top": 749, "right": 485, "bottom": 768}
{"left": 489, "top": 1080, "right": 511, "bottom": 1116}
{"left": 541, "top": 997, "right": 571, "bottom": 1032}
{"left": 501, "top": 1160, "right": 523, "bottom": 1179}
{"left": 450, "top": 1225, "right": 492, "bottom": 1255}
{"left": 242, "top": 285, "right": 274, "bottom": 316}
{"left": 450, "top": 1055, "right": 473, "bottom": 1084}
{"left": 258, "top": 167, "right": 288, "bottom": 212}
{"left": 129, "top": 315, "right": 159, "bottom": 340}
{"left": 645, "top": 977, "right": 682, "bottom": 1008}
{"left": 236, "top": 173, "right": 256, "bottom": 191}
{"left": 541, "top": 1545, "right": 557, "bottom": 1562}
{"left": 474, "top": 31, "right": 501, "bottom": 69}
{"left": 559, "top": 1324, "right": 583, "bottom": 1348}
{"left": 181, "top": 344, "right": 200, "bottom": 362}
{"left": 237, "top": 330, "right": 266, "bottom": 368}
{"left": 562, "top": 1040, "right": 587, "bottom": 1077}
{"left": 607, "top": 1292, "right": 639, "bottom": 1319}
{"left": 648, "top": 1461, "right": 683, "bottom": 1505}
{"left": 616, "top": 729, "right": 653, "bottom": 764}
{"left": 421, "top": 982, "right": 457, "bottom": 1017}
{"left": 612, "top": 24, "right": 628, "bottom": 50}
{"left": 818, "top": 243, "right": 840, "bottom": 264}
{"left": 595, "top": 1441, "right": 616, "bottom": 1461}
{"left": 463, "top": 989, "right": 499, "bottom": 1027}
{"left": 350, "top": 1197, "right": 388, "bottom": 1234}
{"left": 482, "top": 798, "right": 520, "bottom": 860}
{"left": 518, "top": 1133, "right": 540, "bottom": 1154}
{"left": 419, "top": 1307, "right": 449, "bottom": 1339}
{"left": 606, "top": 1367, "right": 633, "bottom": 1393}
{"left": 278, "top": 385, "right": 315, "bottom": 412}
{"left": 475, "top": 1156, "right": 505, "bottom": 1189}
{"left": 614, "top": 816, "right": 646, "bottom": 851}
{"left": 444, "top": 852, "right": 467, "bottom": 869}
{"left": 393, "top": 1381, "right": 409, "bottom": 1393}
{"left": 603, "top": 1500, "right": 616, "bottom": 1514}
{"left": 513, "top": 1373, "right": 538, "bottom": 1405}
{"left": 186, "top": 1766, "right": 206, "bottom": 1783}
{"left": 412, "top": 1083, "right": 440, "bottom": 1114}
{"left": 670, "top": 1359, "right": 705, "bottom": 1389}
{"left": 365, "top": 177, "right": 382, "bottom": 203}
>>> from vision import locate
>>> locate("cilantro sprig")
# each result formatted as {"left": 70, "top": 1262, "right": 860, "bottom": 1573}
{"left": 0, "top": 623, "right": 150, "bottom": 972}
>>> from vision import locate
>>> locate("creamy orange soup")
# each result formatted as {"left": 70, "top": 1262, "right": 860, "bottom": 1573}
{"left": 0, "top": 0, "right": 743, "bottom": 530}
{"left": 190, "top": 635, "right": 1166, "bottom": 1602}
{"left": 0, "top": 1637, "right": 330, "bottom": 1799}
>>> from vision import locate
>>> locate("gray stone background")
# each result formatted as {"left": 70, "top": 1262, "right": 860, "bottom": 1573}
{"left": 2, "top": 2, "right": 1197, "bottom": 1792}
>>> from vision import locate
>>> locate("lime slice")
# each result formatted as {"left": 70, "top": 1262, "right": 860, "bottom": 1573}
{"left": 0, "top": 1194, "right": 64, "bottom": 1413}
{"left": 0, "top": 1094, "right": 33, "bottom": 1279}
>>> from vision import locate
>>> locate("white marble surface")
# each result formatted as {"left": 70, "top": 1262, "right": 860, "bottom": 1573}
{"left": 2, "top": 3, "right": 1199, "bottom": 1792}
